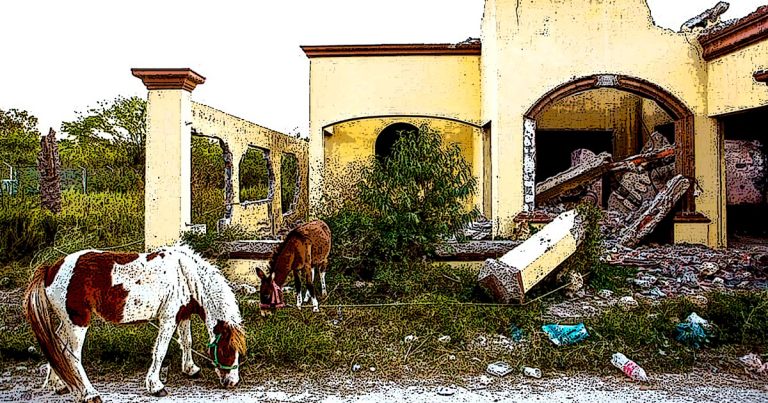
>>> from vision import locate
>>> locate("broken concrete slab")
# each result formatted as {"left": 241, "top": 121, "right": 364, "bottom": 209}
{"left": 536, "top": 152, "right": 613, "bottom": 204}
{"left": 570, "top": 149, "right": 603, "bottom": 205}
{"left": 478, "top": 210, "right": 586, "bottom": 303}
{"left": 618, "top": 174, "right": 691, "bottom": 248}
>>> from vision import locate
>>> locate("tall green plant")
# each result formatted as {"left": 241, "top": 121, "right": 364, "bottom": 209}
{"left": 322, "top": 125, "right": 479, "bottom": 276}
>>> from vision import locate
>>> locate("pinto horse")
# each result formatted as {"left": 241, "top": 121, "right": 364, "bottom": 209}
{"left": 257, "top": 220, "right": 331, "bottom": 313}
{"left": 24, "top": 245, "right": 246, "bottom": 403}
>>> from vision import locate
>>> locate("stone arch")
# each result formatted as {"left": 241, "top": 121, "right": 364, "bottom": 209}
{"left": 522, "top": 74, "right": 696, "bottom": 215}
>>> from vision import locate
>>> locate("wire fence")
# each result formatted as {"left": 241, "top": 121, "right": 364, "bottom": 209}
{"left": 0, "top": 165, "right": 141, "bottom": 197}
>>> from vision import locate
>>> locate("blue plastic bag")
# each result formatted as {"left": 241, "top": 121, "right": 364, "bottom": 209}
{"left": 510, "top": 325, "right": 524, "bottom": 342}
{"left": 675, "top": 313, "right": 711, "bottom": 349}
{"left": 542, "top": 323, "right": 589, "bottom": 346}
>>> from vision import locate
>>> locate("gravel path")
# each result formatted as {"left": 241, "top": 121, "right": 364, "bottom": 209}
{"left": 3, "top": 372, "right": 767, "bottom": 402}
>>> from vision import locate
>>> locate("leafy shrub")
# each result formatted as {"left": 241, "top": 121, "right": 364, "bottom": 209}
{"left": 321, "top": 125, "right": 479, "bottom": 278}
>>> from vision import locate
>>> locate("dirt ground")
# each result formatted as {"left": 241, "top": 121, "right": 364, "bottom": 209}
{"left": 2, "top": 371, "right": 767, "bottom": 403}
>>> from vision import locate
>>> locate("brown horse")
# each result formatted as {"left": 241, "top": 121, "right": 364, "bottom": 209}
{"left": 256, "top": 220, "right": 331, "bottom": 313}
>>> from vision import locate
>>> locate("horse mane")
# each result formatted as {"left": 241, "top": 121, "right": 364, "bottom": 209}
{"left": 172, "top": 244, "right": 243, "bottom": 325}
{"left": 228, "top": 323, "right": 247, "bottom": 355}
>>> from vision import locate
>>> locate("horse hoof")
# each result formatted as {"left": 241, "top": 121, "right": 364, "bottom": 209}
{"left": 186, "top": 369, "right": 201, "bottom": 379}
{"left": 84, "top": 396, "right": 102, "bottom": 403}
{"left": 152, "top": 388, "right": 168, "bottom": 397}
{"left": 55, "top": 387, "right": 70, "bottom": 395}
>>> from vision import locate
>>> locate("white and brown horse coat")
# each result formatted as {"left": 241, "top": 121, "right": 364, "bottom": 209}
{"left": 25, "top": 245, "right": 245, "bottom": 402}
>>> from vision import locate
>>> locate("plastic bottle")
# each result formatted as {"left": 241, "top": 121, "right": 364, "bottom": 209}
{"left": 611, "top": 353, "right": 648, "bottom": 382}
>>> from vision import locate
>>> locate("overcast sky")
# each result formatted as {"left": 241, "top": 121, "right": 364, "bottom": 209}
{"left": 1, "top": 0, "right": 765, "bottom": 138}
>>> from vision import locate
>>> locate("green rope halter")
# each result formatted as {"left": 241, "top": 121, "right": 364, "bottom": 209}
{"left": 207, "top": 334, "right": 239, "bottom": 370}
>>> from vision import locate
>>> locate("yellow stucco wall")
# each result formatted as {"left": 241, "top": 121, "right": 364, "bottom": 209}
{"left": 708, "top": 41, "right": 768, "bottom": 116}
{"left": 308, "top": 55, "right": 482, "bottom": 210}
{"left": 192, "top": 102, "right": 309, "bottom": 237}
{"left": 323, "top": 117, "right": 482, "bottom": 209}
{"left": 482, "top": 0, "right": 720, "bottom": 246}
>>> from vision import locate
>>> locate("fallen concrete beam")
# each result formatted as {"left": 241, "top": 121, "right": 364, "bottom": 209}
{"left": 478, "top": 210, "right": 586, "bottom": 303}
{"left": 536, "top": 152, "right": 613, "bottom": 204}
{"left": 618, "top": 174, "right": 691, "bottom": 248}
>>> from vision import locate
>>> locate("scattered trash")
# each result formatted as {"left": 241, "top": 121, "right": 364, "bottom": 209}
{"left": 26, "top": 346, "right": 36, "bottom": 354}
{"left": 618, "top": 296, "right": 639, "bottom": 311}
{"left": 510, "top": 325, "right": 524, "bottom": 342}
{"left": 404, "top": 335, "right": 416, "bottom": 343}
{"left": 597, "top": 289, "right": 614, "bottom": 299}
{"left": 675, "top": 312, "right": 712, "bottom": 348}
{"left": 448, "top": 354, "right": 456, "bottom": 361}
{"left": 611, "top": 352, "right": 648, "bottom": 382}
{"left": 438, "top": 335, "right": 451, "bottom": 343}
{"left": 369, "top": 367, "right": 376, "bottom": 372}
{"left": 523, "top": 367, "right": 542, "bottom": 378}
{"left": 351, "top": 364, "right": 361, "bottom": 372}
{"left": 486, "top": 361, "right": 514, "bottom": 377}
{"left": 740, "top": 353, "right": 768, "bottom": 378}
{"left": 541, "top": 323, "right": 589, "bottom": 346}
{"left": 436, "top": 386, "right": 456, "bottom": 396}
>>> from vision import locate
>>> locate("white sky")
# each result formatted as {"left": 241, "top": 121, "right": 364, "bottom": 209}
{"left": 0, "top": 0, "right": 765, "bottom": 138}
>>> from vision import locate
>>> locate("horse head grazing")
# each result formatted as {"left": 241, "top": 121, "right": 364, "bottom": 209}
{"left": 256, "top": 267, "right": 284, "bottom": 315}
{"left": 257, "top": 220, "right": 332, "bottom": 315}
{"left": 209, "top": 320, "right": 247, "bottom": 388}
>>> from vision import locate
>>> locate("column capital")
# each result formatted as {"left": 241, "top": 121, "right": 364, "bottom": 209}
{"left": 131, "top": 68, "right": 206, "bottom": 92}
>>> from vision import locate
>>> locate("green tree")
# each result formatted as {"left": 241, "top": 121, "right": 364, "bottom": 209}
{"left": 359, "top": 125, "right": 479, "bottom": 261}
{"left": 61, "top": 96, "right": 146, "bottom": 174}
{"left": 322, "top": 125, "right": 479, "bottom": 276}
{"left": 0, "top": 108, "right": 40, "bottom": 168}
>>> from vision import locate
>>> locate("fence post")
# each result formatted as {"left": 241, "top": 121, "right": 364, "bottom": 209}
{"left": 132, "top": 68, "right": 206, "bottom": 250}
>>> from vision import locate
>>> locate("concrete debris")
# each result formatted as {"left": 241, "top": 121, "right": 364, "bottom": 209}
{"left": 536, "top": 152, "right": 613, "bottom": 204}
{"left": 618, "top": 174, "right": 691, "bottom": 248}
{"left": 618, "top": 296, "right": 639, "bottom": 311}
{"left": 597, "top": 289, "right": 614, "bottom": 299}
{"left": 681, "top": 1, "right": 730, "bottom": 31}
{"left": 607, "top": 243, "right": 768, "bottom": 298}
{"left": 478, "top": 210, "right": 585, "bottom": 303}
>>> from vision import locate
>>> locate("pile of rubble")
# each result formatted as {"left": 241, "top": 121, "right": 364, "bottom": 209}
{"left": 607, "top": 243, "right": 768, "bottom": 298}
{"left": 535, "top": 131, "right": 686, "bottom": 248}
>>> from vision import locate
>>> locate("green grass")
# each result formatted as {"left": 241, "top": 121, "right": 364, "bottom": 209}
{"left": 2, "top": 261, "right": 767, "bottom": 380}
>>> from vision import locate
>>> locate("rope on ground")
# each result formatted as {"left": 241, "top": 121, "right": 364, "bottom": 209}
{"left": 284, "top": 273, "right": 584, "bottom": 309}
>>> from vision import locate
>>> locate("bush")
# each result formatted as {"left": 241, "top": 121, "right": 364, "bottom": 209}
{"left": 321, "top": 125, "right": 479, "bottom": 278}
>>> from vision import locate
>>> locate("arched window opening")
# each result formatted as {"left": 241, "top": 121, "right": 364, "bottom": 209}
{"left": 375, "top": 123, "right": 419, "bottom": 160}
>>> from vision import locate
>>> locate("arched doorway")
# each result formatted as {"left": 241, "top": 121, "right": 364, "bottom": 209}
{"left": 523, "top": 74, "right": 696, "bottom": 217}
{"left": 375, "top": 122, "right": 419, "bottom": 159}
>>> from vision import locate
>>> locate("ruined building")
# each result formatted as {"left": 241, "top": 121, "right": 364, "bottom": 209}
{"left": 304, "top": 0, "right": 768, "bottom": 248}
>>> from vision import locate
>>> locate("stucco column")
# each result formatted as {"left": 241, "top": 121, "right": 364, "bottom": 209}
{"left": 131, "top": 68, "right": 206, "bottom": 250}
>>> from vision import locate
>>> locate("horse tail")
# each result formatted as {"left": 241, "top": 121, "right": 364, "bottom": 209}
{"left": 24, "top": 265, "right": 83, "bottom": 392}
